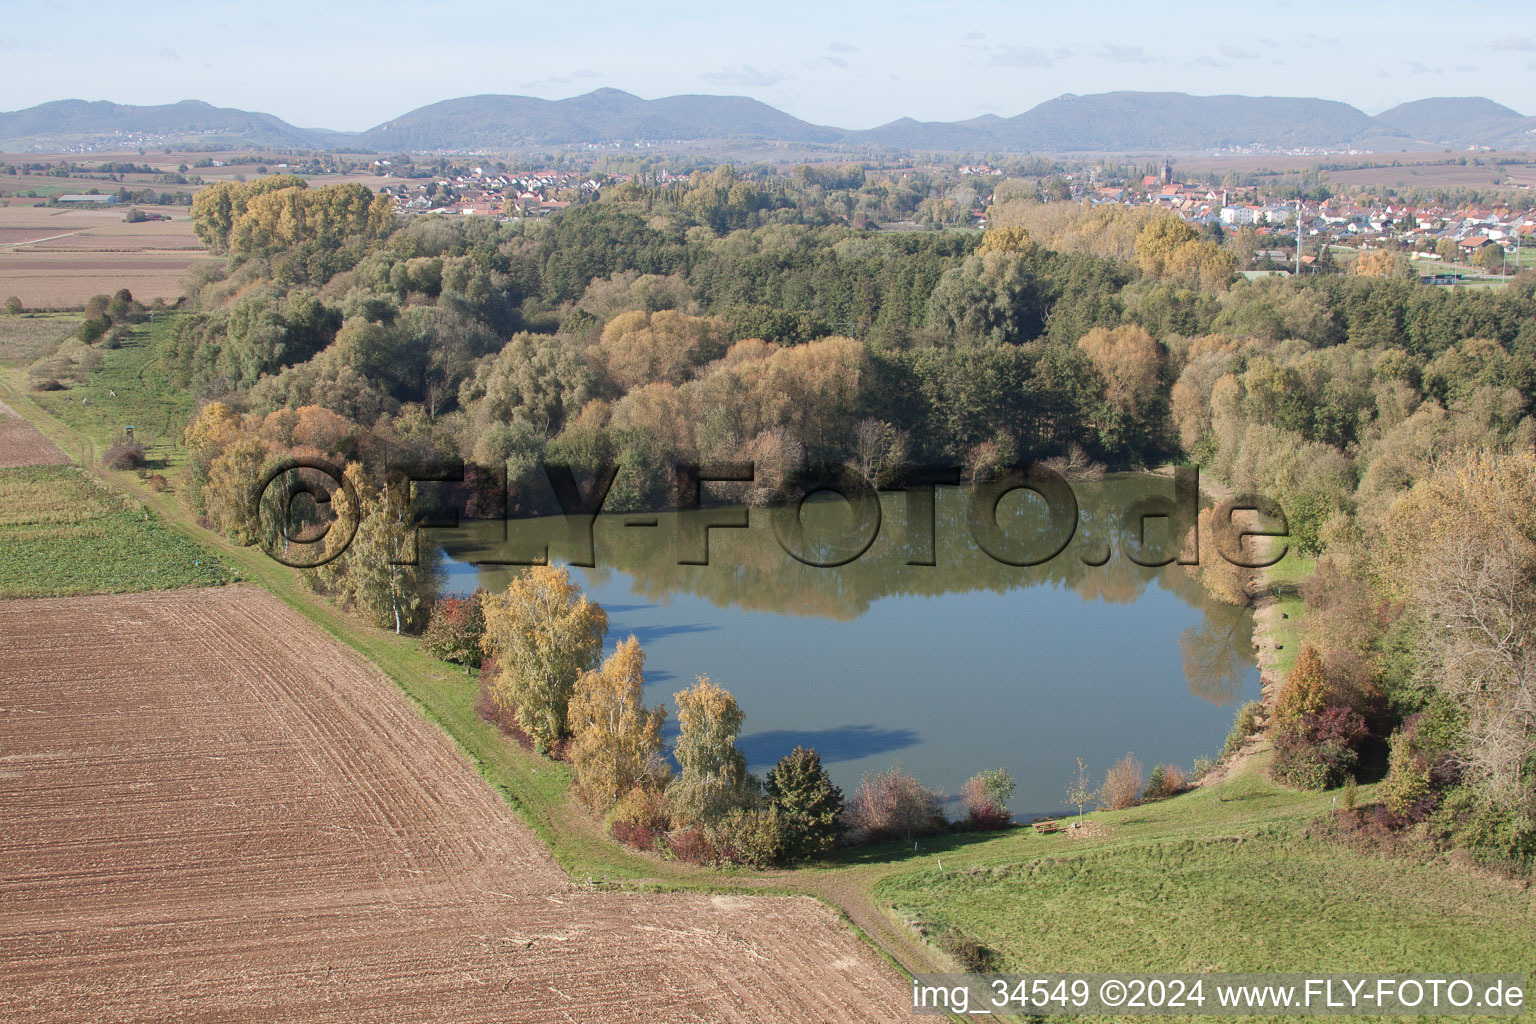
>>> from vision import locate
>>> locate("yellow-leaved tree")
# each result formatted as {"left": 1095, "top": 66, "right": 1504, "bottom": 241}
{"left": 670, "top": 676, "right": 750, "bottom": 825}
{"left": 480, "top": 565, "right": 608, "bottom": 752}
{"left": 568, "top": 635, "right": 669, "bottom": 810}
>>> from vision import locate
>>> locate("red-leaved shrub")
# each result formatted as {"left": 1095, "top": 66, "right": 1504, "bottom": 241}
{"left": 665, "top": 826, "right": 718, "bottom": 865}
{"left": 611, "top": 820, "right": 657, "bottom": 852}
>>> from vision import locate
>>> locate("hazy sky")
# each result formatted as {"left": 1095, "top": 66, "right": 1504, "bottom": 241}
{"left": 5, "top": 0, "right": 1534, "bottom": 130}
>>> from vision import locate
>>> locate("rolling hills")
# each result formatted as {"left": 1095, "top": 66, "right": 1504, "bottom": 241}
{"left": 3, "top": 90, "right": 1532, "bottom": 154}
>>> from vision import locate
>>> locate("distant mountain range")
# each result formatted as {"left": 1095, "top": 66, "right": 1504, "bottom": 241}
{"left": 3, "top": 90, "right": 1533, "bottom": 154}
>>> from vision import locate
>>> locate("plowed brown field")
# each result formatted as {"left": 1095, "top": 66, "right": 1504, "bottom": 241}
{"left": 0, "top": 399, "right": 68, "bottom": 467}
{"left": 0, "top": 587, "right": 906, "bottom": 1023}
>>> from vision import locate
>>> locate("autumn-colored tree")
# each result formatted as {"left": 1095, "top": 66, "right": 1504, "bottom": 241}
{"left": 597, "top": 309, "right": 729, "bottom": 392}
{"left": 1472, "top": 242, "right": 1505, "bottom": 273}
{"left": 316, "top": 463, "right": 443, "bottom": 635}
{"left": 670, "top": 676, "right": 751, "bottom": 825}
{"left": 1077, "top": 324, "right": 1163, "bottom": 419}
{"left": 568, "top": 636, "right": 669, "bottom": 810}
{"left": 1100, "top": 753, "right": 1144, "bottom": 809}
{"left": 975, "top": 224, "right": 1037, "bottom": 256}
{"left": 764, "top": 746, "right": 846, "bottom": 860}
{"left": 1164, "top": 239, "right": 1237, "bottom": 290}
{"left": 1134, "top": 213, "right": 1199, "bottom": 278}
{"left": 189, "top": 175, "right": 308, "bottom": 252}
{"left": 1381, "top": 449, "right": 1536, "bottom": 805}
{"left": 1353, "top": 249, "right": 1412, "bottom": 279}
{"left": 204, "top": 435, "right": 269, "bottom": 543}
{"left": 1274, "top": 645, "right": 1330, "bottom": 725}
{"left": 479, "top": 565, "right": 609, "bottom": 752}
{"left": 420, "top": 590, "right": 487, "bottom": 666}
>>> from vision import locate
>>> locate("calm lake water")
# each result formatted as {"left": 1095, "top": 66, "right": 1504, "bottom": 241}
{"left": 430, "top": 474, "right": 1259, "bottom": 817}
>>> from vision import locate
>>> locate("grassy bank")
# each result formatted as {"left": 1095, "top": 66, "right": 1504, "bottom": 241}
{"left": 875, "top": 758, "right": 1535, "bottom": 985}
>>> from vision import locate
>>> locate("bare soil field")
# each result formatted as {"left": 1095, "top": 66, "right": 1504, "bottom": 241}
{"left": 1170, "top": 151, "right": 1536, "bottom": 191}
{"left": 0, "top": 206, "right": 209, "bottom": 308}
{"left": 0, "top": 398, "right": 68, "bottom": 467}
{"left": 0, "top": 586, "right": 906, "bottom": 1023}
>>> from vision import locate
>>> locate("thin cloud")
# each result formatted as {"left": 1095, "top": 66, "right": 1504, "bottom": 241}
{"left": 1221, "top": 45, "right": 1257, "bottom": 60}
{"left": 1492, "top": 34, "right": 1536, "bottom": 51}
{"left": 965, "top": 30, "right": 986, "bottom": 40}
{"left": 159, "top": 46, "right": 180, "bottom": 61}
{"left": 1192, "top": 56, "right": 1226, "bottom": 68}
{"left": 703, "top": 65, "right": 784, "bottom": 88}
{"left": 828, "top": 41, "right": 858, "bottom": 52}
{"left": 1098, "top": 43, "right": 1157, "bottom": 64}
{"left": 991, "top": 44, "right": 1053, "bottom": 69}
{"left": 1406, "top": 60, "right": 1442, "bottom": 75}
{"left": 1454, "top": 63, "right": 1477, "bottom": 73}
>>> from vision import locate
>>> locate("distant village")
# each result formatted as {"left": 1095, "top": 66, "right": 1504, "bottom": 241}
{"left": 372, "top": 157, "right": 1534, "bottom": 278}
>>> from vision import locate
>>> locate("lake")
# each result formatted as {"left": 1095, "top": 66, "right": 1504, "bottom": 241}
{"left": 430, "top": 473, "right": 1259, "bottom": 818}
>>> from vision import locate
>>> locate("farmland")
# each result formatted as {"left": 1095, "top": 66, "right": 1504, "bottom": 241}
{"left": 0, "top": 398, "right": 67, "bottom": 468}
{"left": 0, "top": 465, "right": 233, "bottom": 597}
{"left": 0, "top": 314, "right": 79, "bottom": 367}
{"left": 0, "top": 586, "right": 907, "bottom": 1023}
{"left": 0, "top": 204, "right": 213, "bottom": 309}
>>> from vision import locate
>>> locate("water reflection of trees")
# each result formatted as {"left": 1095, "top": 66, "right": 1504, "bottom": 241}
{"left": 436, "top": 476, "right": 1255, "bottom": 706}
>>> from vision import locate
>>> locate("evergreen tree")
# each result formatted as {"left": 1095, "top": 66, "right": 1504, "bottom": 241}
{"left": 764, "top": 746, "right": 845, "bottom": 861}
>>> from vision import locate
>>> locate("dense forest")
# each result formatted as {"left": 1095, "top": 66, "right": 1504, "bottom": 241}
{"left": 153, "top": 170, "right": 1536, "bottom": 871}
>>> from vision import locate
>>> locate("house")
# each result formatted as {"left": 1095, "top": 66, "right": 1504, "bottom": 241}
{"left": 58, "top": 194, "right": 119, "bottom": 205}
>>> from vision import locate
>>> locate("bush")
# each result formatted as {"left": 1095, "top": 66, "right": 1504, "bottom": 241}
{"left": 707, "top": 806, "right": 787, "bottom": 868}
{"left": 1100, "top": 753, "right": 1143, "bottom": 809}
{"left": 1429, "top": 786, "right": 1536, "bottom": 875}
{"left": 610, "top": 785, "right": 671, "bottom": 834}
{"left": 936, "top": 929, "right": 1001, "bottom": 972}
{"left": 610, "top": 819, "right": 657, "bottom": 852}
{"left": 77, "top": 315, "right": 111, "bottom": 345}
{"left": 145, "top": 473, "right": 169, "bottom": 493}
{"left": 5, "top": 296, "right": 21, "bottom": 315}
{"left": 664, "top": 825, "right": 718, "bottom": 865}
{"left": 1381, "top": 729, "right": 1433, "bottom": 818}
{"left": 1191, "top": 756, "right": 1218, "bottom": 780}
{"left": 31, "top": 378, "right": 65, "bottom": 392}
{"left": 1221, "top": 700, "right": 1266, "bottom": 758}
{"left": 845, "top": 765, "right": 946, "bottom": 843}
{"left": 421, "top": 589, "right": 487, "bottom": 666}
{"left": 1271, "top": 714, "right": 1359, "bottom": 791}
{"left": 961, "top": 767, "right": 1016, "bottom": 830}
{"left": 101, "top": 442, "right": 146, "bottom": 471}
{"left": 1144, "top": 763, "right": 1189, "bottom": 800}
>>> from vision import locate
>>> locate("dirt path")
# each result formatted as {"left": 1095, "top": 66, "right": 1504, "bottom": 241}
{"left": 1189, "top": 473, "right": 1291, "bottom": 784}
